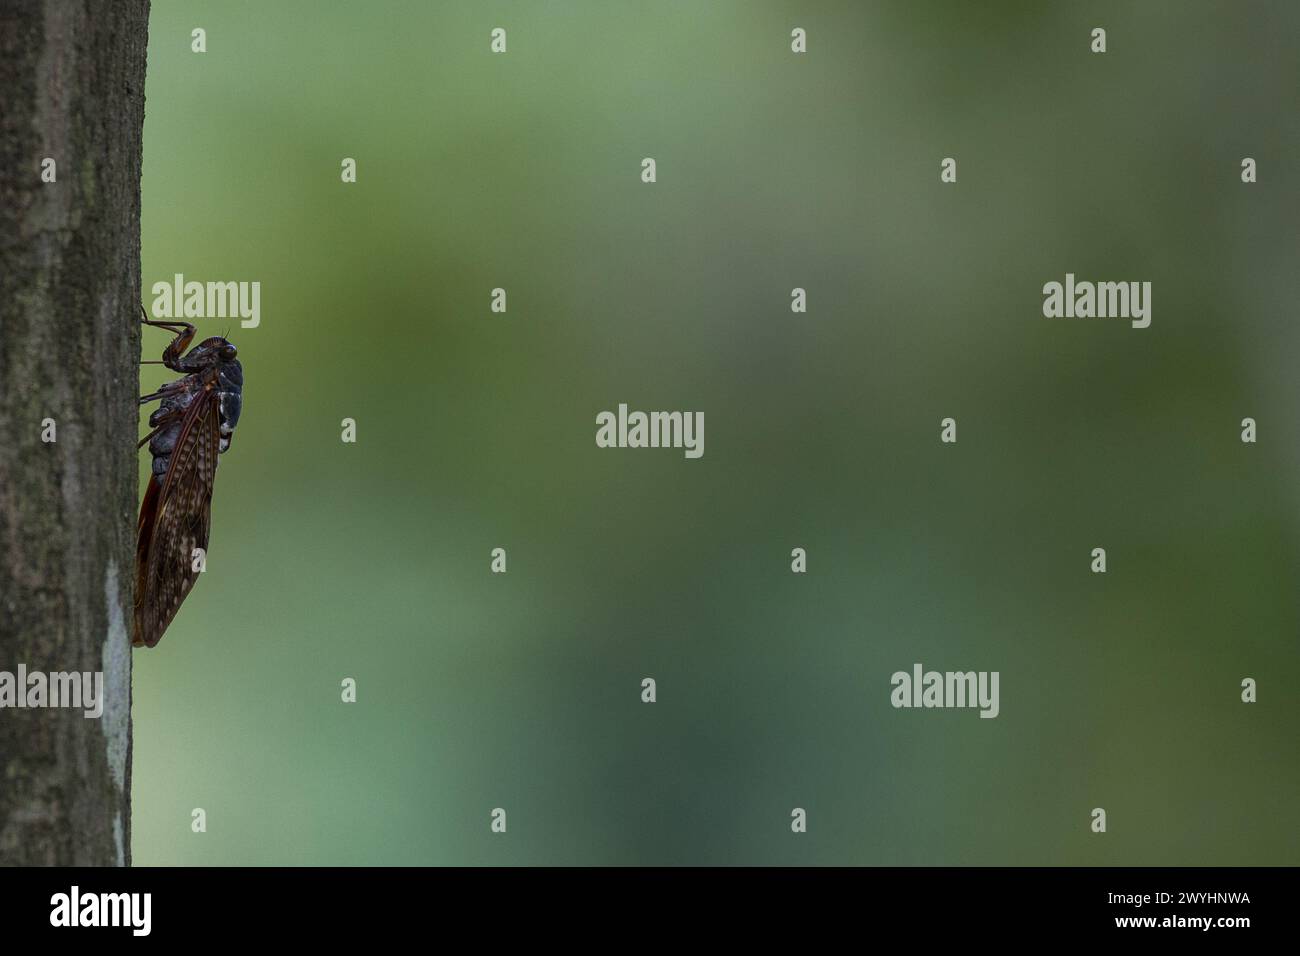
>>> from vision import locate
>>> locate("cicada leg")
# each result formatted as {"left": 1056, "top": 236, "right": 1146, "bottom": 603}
{"left": 138, "top": 384, "right": 187, "bottom": 406}
{"left": 136, "top": 403, "right": 186, "bottom": 448}
{"left": 139, "top": 304, "right": 196, "bottom": 372}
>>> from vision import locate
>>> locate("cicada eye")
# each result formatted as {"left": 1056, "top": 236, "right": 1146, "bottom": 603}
{"left": 221, "top": 344, "right": 237, "bottom": 361}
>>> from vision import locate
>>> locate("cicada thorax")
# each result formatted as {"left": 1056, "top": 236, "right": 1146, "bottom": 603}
{"left": 215, "top": 359, "right": 243, "bottom": 450}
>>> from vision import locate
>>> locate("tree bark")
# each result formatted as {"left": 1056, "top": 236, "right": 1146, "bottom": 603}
{"left": 0, "top": 0, "right": 149, "bottom": 866}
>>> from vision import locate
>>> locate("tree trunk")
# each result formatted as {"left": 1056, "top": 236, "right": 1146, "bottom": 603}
{"left": 0, "top": 0, "right": 149, "bottom": 866}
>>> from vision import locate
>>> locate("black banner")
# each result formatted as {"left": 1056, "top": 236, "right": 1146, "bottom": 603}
{"left": 1, "top": 866, "right": 1289, "bottom": 941}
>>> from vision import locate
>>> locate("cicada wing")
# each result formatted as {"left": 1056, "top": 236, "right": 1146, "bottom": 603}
{"left": 133, "top": 475, "right": 162, "bottom": 647}
{"left": 134, "top": 388, "right": 220, "bottom": 648}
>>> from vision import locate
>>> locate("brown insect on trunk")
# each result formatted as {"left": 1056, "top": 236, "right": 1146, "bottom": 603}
{"left": 135, "top": 311, "right": 243, "bottom": 648}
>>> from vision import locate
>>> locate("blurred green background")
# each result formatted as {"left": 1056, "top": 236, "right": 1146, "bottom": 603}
{"left": 135, "top": 1, "right": 1300, "bottom": 865}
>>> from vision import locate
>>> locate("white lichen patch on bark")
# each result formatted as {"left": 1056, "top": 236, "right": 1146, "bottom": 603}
{"left": 102, "top": 561, "right": 131, "bottom": 866}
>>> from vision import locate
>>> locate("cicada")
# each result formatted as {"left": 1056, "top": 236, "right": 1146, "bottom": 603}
{"left": 134, "top": 310, "right": 243, "bottom": 647}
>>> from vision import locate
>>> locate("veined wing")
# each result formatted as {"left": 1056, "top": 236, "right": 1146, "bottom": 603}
{"left": 134, "top": 379, "right": 221, "bottom": 648}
